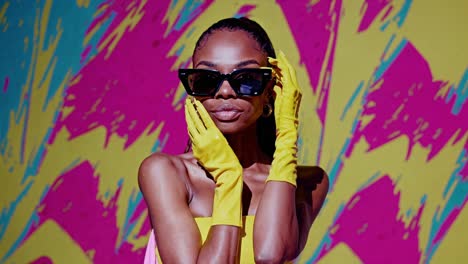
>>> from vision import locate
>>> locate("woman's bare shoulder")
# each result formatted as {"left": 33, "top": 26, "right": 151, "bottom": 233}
{"left": 137, "top": 152, "right": 191, "bottom": 191}
{"left": 137, "top": 152, "right": 207, "bottom": 194}
{"left": 296, "top": 165, "right": 329, "bottom": 196}
{"left": 139, "top": 152, "right": 185, "bottom": 173}
{"left": 297, "top": 165, "right": 328, "bottom": 186}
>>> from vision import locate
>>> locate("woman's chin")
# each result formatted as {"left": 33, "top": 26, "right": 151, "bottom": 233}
{"left": 215, "top": 121, "right": 248, "bottom": 135}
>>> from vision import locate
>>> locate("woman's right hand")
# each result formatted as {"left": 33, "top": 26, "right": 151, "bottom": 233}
{"left": 185, "top": 97, "right": 243, "bottom": 227}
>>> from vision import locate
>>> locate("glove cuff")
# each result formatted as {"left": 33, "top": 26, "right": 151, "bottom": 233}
{"left": 211, "top": 172, "right": 243, "bottom": 227}
{"left": 267, "top": 152, "right": 297, "bottom": 187}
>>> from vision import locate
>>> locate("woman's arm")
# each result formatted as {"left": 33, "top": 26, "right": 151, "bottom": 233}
{"left": 138, "top": 153, "right": 240, "bottom": 264}
{"left": 253, "top": 167, "right": 329, "bottom": 263}
{"left": 296, "top": 166, "right": 329, "bottom": 252}
{"left": 253, "top": 51, "right": 328, "bottom": 263}
{"left": 253, "top": 181, "right": 299, "bottom": 263}
{"left": 253, "top": 51, "right": 302, "bottom": 263}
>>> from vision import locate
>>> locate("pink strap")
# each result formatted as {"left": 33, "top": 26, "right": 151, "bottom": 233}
{"left": 144, "top": 230, "right": 157, "bottom": 264}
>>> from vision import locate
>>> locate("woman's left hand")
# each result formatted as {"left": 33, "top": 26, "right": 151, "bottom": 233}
{"left": 266, "top": 51, "right": 302, "bottom": 186}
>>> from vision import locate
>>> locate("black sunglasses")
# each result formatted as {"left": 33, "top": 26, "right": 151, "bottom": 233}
{"left": 178, "top": 68, "right": 273, "bottom": 96}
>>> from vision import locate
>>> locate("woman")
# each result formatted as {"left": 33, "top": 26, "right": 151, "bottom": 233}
{"left": 138, "top": 17, "right": 329, "bottom": 264}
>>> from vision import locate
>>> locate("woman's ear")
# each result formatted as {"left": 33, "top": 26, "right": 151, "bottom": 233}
{"left": 263, "top": 85, "right": 273, "bottom": 104}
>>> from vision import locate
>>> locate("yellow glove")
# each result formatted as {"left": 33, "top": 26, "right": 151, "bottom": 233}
{"left": 266, "top": 51, "right": 302, "bottom": 187}
{"left": 185, "top": 98, "right": 243, "bottom": 227}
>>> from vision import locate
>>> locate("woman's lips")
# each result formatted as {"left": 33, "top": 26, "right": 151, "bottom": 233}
{"left": 211, "top": 104, "right": 242, "bottom": 121}
{"left": 212, "top": 110, "right": 241, "bottom": 121}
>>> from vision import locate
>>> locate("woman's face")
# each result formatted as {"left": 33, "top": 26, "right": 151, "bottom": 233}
{"left": 192, "top": 30, "right": 270, "bottom": 134}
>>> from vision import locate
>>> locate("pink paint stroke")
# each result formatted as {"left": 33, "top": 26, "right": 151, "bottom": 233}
{"left": 25, "top": 161, "right": 145, "bottom": 263}
{"left": 80, "top": 45, "right": 92, "bottom": 64}
{"left": 129, "top": 198, "right": 151, "bottom": 239}
{"left": 236, "top": 4, "right": 256, "bottom": 16}
{"left": 3, "top": 76, "right": 8, "bottom": 92}
{"left": 276, "top": 0, "right": 342, "bottom": 125}
{"left": 346, "top": 42, "right": 468, "bottom": 160}
{"left": 357, "top": 0, "right": 393, "bottom": 32}
{"left": 49, "top": 0, "right": 213, "bottom": 154}
{"left": 316, "top": 175, "right": 423, "bottom": 263}
{"left": 30, "top": 256, "right": 53, "bottom": 264}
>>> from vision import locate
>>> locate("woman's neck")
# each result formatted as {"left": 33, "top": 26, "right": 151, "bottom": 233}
{"left": 224, "top": 124, "right": 271, "bottom": 168}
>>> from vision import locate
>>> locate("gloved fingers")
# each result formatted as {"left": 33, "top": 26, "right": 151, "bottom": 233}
{"left": 184, "top": 99, "right": 197, "bottom": 140}
{"left": 278, "top": 51, "right": 302, "bottom": 93}
{"left": 276, "top": 52, "right": 292, "bottom": 89}
{"left": 267, "top": 57, "right": 283, "bottom": 86}
{"left": 273, "top": 84, "right": 283, "bottom": 108}
{"left": 267, "top": 57, "right": 278, "bottom": 65}
{"left": 185, "top": 103, "right": 199, "bottom": 149}
{"left": 193, "top": 99, "right": 215, "bottom": 130}
{"left": 185, "top": 98, "right": 205, "bottom": 135}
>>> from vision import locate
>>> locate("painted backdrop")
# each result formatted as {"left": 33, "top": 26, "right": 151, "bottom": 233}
{"left": 1, "top": 0, "right": 467, "bottom": 263}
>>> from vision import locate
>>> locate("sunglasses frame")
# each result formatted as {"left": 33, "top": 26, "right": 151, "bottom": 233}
{"left": 178, "top": 68, "right": 273, "bottom": 97}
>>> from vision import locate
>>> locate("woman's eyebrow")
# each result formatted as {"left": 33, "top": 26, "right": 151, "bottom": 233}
{"left": 236, "top": 60, "right": 260, "bottom": 67}
{"left": 195, "top": 59, "right": 260, "bottom": 68}
{"left": 195, "top": 61, "right": 216, "bottom": 67}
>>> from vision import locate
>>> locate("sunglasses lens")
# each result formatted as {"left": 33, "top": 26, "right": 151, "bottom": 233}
{"left": 187, "top": 71, "right": 220, "bottom": 96}
{"left": 231, "top": 70, "right": 268, "bottom": 96}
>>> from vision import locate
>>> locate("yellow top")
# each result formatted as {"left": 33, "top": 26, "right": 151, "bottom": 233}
{"left": 152, "top": 216, "right": 255, "bottom": 263}
{"left": 149, "top": 216, "right": 293, "bottom": 263}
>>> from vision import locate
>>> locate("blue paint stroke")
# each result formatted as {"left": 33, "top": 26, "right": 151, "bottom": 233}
{"left": 171, "top": 0, "right": 206, "bottom": 32}
{"left": 305, "top": 203, "right": 346, "bottom": 263}
{"left": 424, "top": 147, "right": 468, "bottom": 263}
{"left": 374, "top": 36, "right": 408, "bottom": 81}
{"left": 119, "top": 189, "right": 143, "bottom": 248}
{"left": 340, "top": 81, "right": 364, "bottom": 121}
{"left": 449, "top": 69, "right": 468, "bottom": 115}
{"left": 0, "top": 180, "right": 34, "bottom": 260}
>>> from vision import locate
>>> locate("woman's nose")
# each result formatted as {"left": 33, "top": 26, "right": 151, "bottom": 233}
{"left": 214, "top": 80, "right": 237, "bottom": 99}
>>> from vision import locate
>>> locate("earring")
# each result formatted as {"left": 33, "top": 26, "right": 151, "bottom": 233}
{"left": 262, "top": 103, "right": 273, "bottom": 118}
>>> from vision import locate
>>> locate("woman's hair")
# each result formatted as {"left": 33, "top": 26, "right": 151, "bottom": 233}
{"left": 186, "top": 17, "right": 277, "bottom": 159}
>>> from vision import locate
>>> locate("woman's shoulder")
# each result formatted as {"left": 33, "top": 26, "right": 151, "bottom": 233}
{"left": 139, "top": 152, "right": 187, "bottom": 174}
{"left": 138, "top": 152, "right": 193, "bottom": 191}
{"left": 137, "top": 151, "right": 209, "bottom": 191}
{"left": 296, "top": 165, "right": 329, "bottom": 195}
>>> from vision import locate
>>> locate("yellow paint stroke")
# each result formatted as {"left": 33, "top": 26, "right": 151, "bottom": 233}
{"left": 98, "top": 0, "right": 147, "bottom": 59}
{"left": 2, "top": 0, "right": 160, "bottom": 257}
{"left": 76, "top": 0, "right": 90, "bottom": 8}
{"left": 320, "top": 0, "right": 407, "bottom": 172}
{"left": 431, "top": 202, "right": 468, "bottom": 263}
{"left": 400, "top": 0, "right": 468, "bottom": 82}
{"left": 315, "top": 243, "right": 362, "bottom": 264}
{"left": 0, "top": 2, "right": 9, "bottom": 24}
{"left": 49, "top": 121, "right": 165, "bottom": 244}
{"left": 1, "top": 1, "right": 9, "bottom": 32}
{"left": 82, "top": 16, "right": 106, "bottom": 47}
{"left": 297, "top": 1, "right": 468, "bottom": 259}
{"left": 2, "top": 120, "right": 164, "bottom": 263}
{"left": 0, "top": 0, "right": 66, "bottom": 257}
{"left": 297, "top": 3, "right": 407, "bottom": 258}
{"left": 162, "top": 0, "right": 189, "bottom": 37}
{"left": 434, "top": 82, "right": 452, "bottom": 100}
{"left": 301, "top": 131, "right": 467, "bottom": 262}
{"left": 5, "top": 220, "right": 92, "bottom": 264}
{"left": 127, "top": 210, "right": 150, "bottom": 250}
